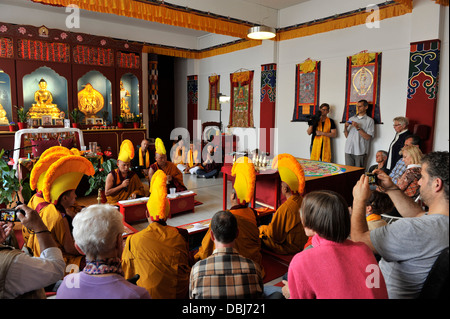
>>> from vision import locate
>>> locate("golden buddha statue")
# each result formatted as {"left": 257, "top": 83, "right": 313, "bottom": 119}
{"left": 0, "top": 102, "right": 9, "bottom": 124}
{"left": 28, "top": 78, "right": 61, "bottom": 119}
{"left": 78, "top": 83, "right": 104, "bottom": 118}
{"left": 120, "top": 80, "right": 131, "bottom": 118}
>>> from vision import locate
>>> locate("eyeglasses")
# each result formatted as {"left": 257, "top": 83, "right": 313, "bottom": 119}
{"left": 393, "top": 124, "right": 401, "bottom": 127}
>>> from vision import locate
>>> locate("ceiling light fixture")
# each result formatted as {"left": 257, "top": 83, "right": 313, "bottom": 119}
{"left": 247, "top": 25, "right": 276, "bottom": 40}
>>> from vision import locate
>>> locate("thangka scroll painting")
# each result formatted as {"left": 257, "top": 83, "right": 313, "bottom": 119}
{"left": 260, "top": 63, "right": 276, "bottom": 154}
{"left": 292, "top": 59, "right": 320, "bottom": 122}
{"left": 229, "top": 70, "right": 254, "bottom": 128}
{"left": 342, "top": 51, "right": 382, "bottom": 124}
{"left": 405, "top": 40, "right": 441, "bottom": 153}
{"left": 207, "top": 74, "right": 220, "bottom": 111}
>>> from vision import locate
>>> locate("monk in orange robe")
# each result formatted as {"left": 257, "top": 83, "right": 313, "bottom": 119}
{"left": 27, "top": 155, "right": 95, "bottom": 274}
{"left": 148, "top": 138, "right": 187, "bottom": 192}
{"left": 259, "top": 153, "right": 308, "bottom": 255}
{"left": 105, "top": 140, "right": 146, "bottom": 205}
{"left": 122, "top": 170, "right": 191, "bottom": 299}
{"left": 194, "top": 156, "right": 264, "bottom": 276}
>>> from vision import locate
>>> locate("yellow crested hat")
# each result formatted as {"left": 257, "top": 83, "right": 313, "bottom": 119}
{"left": 39, "top": 145, "right": 72, "bottom": 160}
{"left": 155, "top": 138, "right": 166, "bottom": 155}
{"left": 147, "top": 170, "right": 170, "bottom": 221}
{"left": 118, "top": 139, "right": 135, "bottom": 163}
{"left": 42, "top": 155, "right": 95, "bottom": 203}
{"left": 272, "top": 153, "right": 305, "bottom": 194}
{"left": 231, "top": 156, "right": 256, "bottom": 205}
{"left": 30, "top": 146, "right": 74, "bottom": 192}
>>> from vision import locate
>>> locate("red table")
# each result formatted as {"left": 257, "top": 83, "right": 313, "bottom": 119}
{"left": 117, "top": 191, "right": 197, "bottom": 223}
{"left": 221, "top": 164, "right": 280, "bottom": 210}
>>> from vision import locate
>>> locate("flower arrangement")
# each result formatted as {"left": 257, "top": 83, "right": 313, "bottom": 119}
{"left": 69, "top": 108, "right": 82, "bottom": 123}
{"left": 85, "top": 158, "right": 117, "bottom": 196}
{"left": 15, "top": 106, "right": 29, "bottom": 123}
{"left": 0, "top": 149, "right": 32, "bottom": 205}
{"left": 132, "top": 114, "right": 141, "bottom": 123}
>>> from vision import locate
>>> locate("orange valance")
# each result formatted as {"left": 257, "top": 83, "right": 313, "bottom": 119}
{"left": 277, "top": 2, "right": 412, "bottom": 41}
{"left": 31, "top": 0, "right": 252, "bottom": 38}
{"left": 30, "top": 0, "right": 447, "bottom": 59}
{"left": 143, "top": 40, "right": 262, "bottom": 59}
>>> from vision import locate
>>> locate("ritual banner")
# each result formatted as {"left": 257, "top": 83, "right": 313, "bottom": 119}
{"left": 187, "top": 75, "right": 198, "bottom": 139}
{"left": 292, "top": 59, "right": 320, "bottom": 122}
{"left": 207, "top": 74, "right": 220, "bottom": 111}
{"left": 341, "top": 51, "right": 382, "bottom": 124}
{"left": 229, "top": 70, "right": 254, "bottom": 128}
{"left": 405, "top": 39, "right": 441, "bottom": 153}
{"left": 260, "top": 63, "right": 276, "bottom": 154}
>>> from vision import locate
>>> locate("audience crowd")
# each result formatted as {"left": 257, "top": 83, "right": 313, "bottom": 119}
{"left": 1, "top": 115, "right": 448, "bottom": 300}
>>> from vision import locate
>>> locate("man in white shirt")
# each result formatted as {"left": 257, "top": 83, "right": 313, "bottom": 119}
{"left": 0, "top": 205, "right": 65, "bottom": 299}
{"left": 344, "top": 99, "right": 375, "bottom": 168}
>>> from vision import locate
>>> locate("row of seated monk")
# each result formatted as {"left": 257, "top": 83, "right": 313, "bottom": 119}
{"left": 104, "top": 137, "right": 223, "bottom": 205}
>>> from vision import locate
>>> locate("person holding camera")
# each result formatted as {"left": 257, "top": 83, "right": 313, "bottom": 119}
{"left": 344, "top": 99, "right": 375, "bottom": 168}
{"left": 307, "top": 103, "right": 337, "bottom": 162}
{"left": 0, "top": 205, "right": 65, "bottom": 299}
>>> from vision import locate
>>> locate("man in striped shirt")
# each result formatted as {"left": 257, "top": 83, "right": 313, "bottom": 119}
{"left": 189, "top": 210, "right": 264, "bottom": 299}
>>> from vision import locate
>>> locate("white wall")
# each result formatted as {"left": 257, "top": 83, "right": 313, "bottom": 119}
{"left": 176, "top": 1, "right": 449, "bottom": 168}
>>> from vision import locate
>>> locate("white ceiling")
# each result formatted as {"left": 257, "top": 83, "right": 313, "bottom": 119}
{"left": 243, "top": 0, "right": 310, "bottom": 10}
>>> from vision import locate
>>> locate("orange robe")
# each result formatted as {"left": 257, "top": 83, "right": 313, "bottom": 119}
{"left": 106, "top": 169, "right": 146, "bottom": 205}
{"left": 26, "top": 203, "right": 83, "bottom": 274}
{"left": 23, "top": 191, "right": 50, "bottom": 247}
{"left": 150, "top": 162, "right": 187, "bottom": 192}
{"left": 259, "top": 193, "right": 308, "bottom": 255}
{"left": 194, "top": 205, "right": 264, "bottom": 277}
{"left": 121, "top": 222, "right": 191, "bottom": 299}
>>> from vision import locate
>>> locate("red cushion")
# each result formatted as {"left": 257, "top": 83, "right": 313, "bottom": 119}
{"left": 32, "top": 139, "right": 74, "bottom": 157}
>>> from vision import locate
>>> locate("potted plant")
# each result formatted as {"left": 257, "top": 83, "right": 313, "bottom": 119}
{"left": 69, "top": 108, "right": 82, "bottom": 128}
{"left": 85, "top": 158, "right": 117, "bottom": 198}
{"left": 0, "top": 149, "right": 32, "bottom": 208}
{"left": 102, "top": 110, "right": 109, "bottom": 127}
{"left": 15, "top": 106, "right": 29, "bottom": 130}
{"left": 132, "top": 114, "right": 140, "bottom": 128}
{"left": 8, "top": 122, "right": 16, "bottom": 132}
{"left": 117, "top": 115, "right": 124, "bottom": 128}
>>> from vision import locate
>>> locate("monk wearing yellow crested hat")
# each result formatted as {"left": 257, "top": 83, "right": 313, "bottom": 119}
{"left": 148, "top": 138, "right": 187, "bottom": 192}
{"left": 259, "top": 153, "right": 308, "bottom": 255}
{"left": 26, "top": 155, "right": 95, "bottom": 274}
{"left": 105, "top": 139, "right": 146, "bottom": 205}
{"left": 195, "top": 156, "right": 264, "bottom": 277}
{"left": 121, "top": 170, "right": 191, "bottom": 299}
{"left": 24, "top": 146, "right": 78, "bottom": 246}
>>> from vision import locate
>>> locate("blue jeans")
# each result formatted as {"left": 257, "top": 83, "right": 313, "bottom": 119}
{"left": 197, "top": 169, "right": 218, "bottom": 178}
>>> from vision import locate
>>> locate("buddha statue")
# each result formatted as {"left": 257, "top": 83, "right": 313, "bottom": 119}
{"left": 78, "top": 83, "right": 104, "bottom": 118}
{"left": 0, "top": 102, "right": 9, "bottom": 124}
{"left": 120, "top": 80, "right": 131, "bottom": 118}
{"left": 28, "top": 78, "right": 61, "bottom": 119}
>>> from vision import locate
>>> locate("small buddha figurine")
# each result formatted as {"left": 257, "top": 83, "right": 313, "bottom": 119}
{"left": 120, "top": 80, "right": 131, "bottom": 118}
{"left": 29, "top": 78, "right": 61, "bottom": 119}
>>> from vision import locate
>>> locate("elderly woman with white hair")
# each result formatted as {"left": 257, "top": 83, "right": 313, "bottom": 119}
{"left": 56, "top": 205, "right": 150, "bottom": 299}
